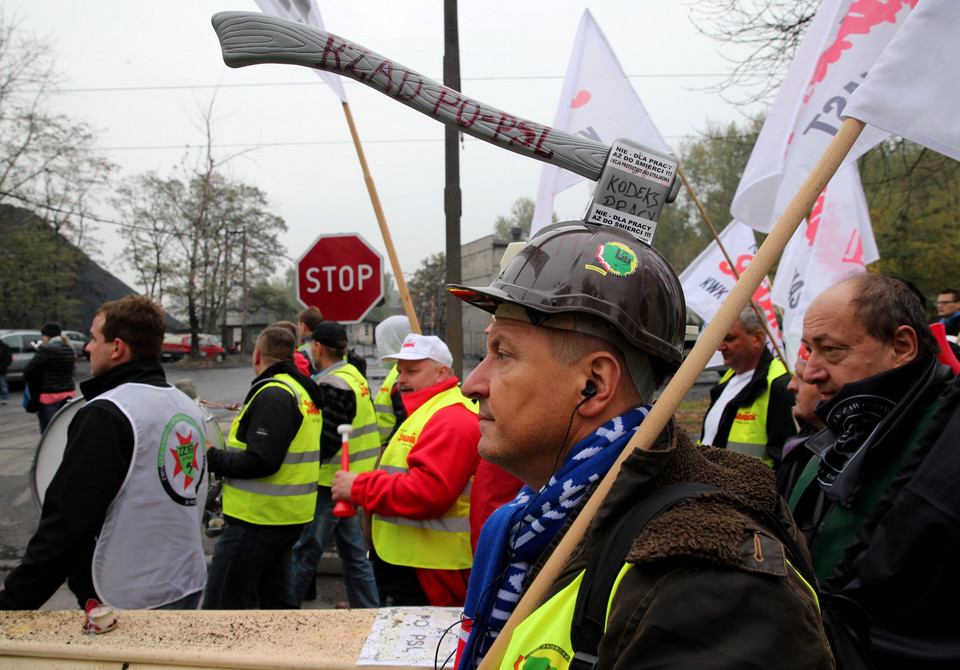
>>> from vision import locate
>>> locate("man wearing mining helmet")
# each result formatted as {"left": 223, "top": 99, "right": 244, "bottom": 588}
{"left": 448, "top": 221, "right": 831, "bottom": 669}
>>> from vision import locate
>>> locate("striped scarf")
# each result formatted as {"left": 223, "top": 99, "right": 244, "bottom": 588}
{"left": 456, "top": 407, "right": 650, "bottom": 670}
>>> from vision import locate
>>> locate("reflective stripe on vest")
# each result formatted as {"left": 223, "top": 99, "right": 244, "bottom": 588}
{"left": 374, "top": 365, "right": 400, "bottom": 445}
{"left": 372, "top": 385, "right": 478, "bottom": 570}
{"left": 318, "top": 363, "right": 381, "bottom": 485}
{"left": 718, "top": 358, "right": 788, "bottom": 467}
{"left": 223, "top": 374, "right": 321, "bottom": 525}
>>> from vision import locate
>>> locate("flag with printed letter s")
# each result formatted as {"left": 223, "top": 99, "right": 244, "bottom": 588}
{"left": 843, "top": 0, "right": 960, "bottom": 161}
{"left": 770, "top": 162, "right": 878, "bottom": 363}
{"left": 253, "top": 0, "right": 349, "bottom": 102}
{"left": 531, "top": 10, "right": 669, "bottom": 236}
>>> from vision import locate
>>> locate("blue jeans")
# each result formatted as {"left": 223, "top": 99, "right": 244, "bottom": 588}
{"left": 1, "top": 374, "right": 8, "bottom": 401}
{"left": 202, "top": 521, "right": 304, "bottom": 609}
{"left": 37, "top": 398, "right": 70, "bottom": 434}
{"left": 290, "top": 486, "right": 378, "bottom": 608}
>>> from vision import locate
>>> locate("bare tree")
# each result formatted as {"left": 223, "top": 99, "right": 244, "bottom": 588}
{"left": 0, "top": 14, "right": 113, "bottom": 250}
{"left": 114, "top": 100, "right": 286, "bottom": 353}
{"left": 690, "top": 0, "right": 819, "bottom": 105}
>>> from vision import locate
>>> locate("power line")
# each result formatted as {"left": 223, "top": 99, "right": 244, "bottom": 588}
{"left": 47, "top": 73, "right": 728, "bottom": 95}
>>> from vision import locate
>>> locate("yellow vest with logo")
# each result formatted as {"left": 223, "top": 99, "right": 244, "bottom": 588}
{"left": 372, "top": 385, "right": 477, "bottom": 570}
{"left": 223, "top": 374, "right": 322, "bottom": 525}
{"left": 374, "top": 365, "right": 400, "bottom": 446}
{"left": 318, "top": 363, "right": 381, "bottom": 486}
{"left": 718, "top": 358, "right": 788, "bottom": 467}
{"left": 499, "top": 566, "right": 630, "bottom": 670}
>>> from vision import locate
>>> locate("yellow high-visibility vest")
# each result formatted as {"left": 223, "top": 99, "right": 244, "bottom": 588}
{"left": 223, "top": 374, "right": 322, "bottom": 525}
{"left": 372, "top": 385, "right": 477, "bottom": 570}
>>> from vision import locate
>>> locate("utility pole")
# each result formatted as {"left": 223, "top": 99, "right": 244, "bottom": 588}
{"left": 443, "top": 0, "right": 463, "bottom": 376}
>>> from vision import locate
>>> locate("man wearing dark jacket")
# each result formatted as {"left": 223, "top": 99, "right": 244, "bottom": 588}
{"left": 23, "top": 322, "right": 76, "bottom": 433}
{"left": 781, "top": 273, "right": 956, "bottom": 669}
{"left": 448, "top": 222, "right": 831, "bottom": 670}
{"left": 203, "top": 326, "right": 324, "bottom": 609}
{"left": 0, "top": 296, "right": 208, "bottom": 610}
{"left": 701, "top": 305, "right": 794, "bottom": 468}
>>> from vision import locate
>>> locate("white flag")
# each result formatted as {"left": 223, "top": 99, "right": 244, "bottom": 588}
{"left": 731, "top": 0, "right": 916, "bottom": 234}
{"left": 770, "top": 163, "right": 879, "bottom": 363}
{"left": 679, "top": 220, "right": 782, "bottom": 349}
{"left": 531, "top": 10, "right": 669, "bottom": 235}
{"left": 253, "top": 0, "right": 349, "bottom": 102}
{"left": 844, "top": 0, "right": 960, "bottom": 161}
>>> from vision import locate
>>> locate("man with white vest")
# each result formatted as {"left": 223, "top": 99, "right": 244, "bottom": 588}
{"left": 332, "top": 334, "right": 480, "bottom": 607}
{"left": 0, "top": 295, "right": 209, "bottom": 610}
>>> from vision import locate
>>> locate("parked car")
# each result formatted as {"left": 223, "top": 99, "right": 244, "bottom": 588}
{"left": 0, "top": 329, "right": 42, "bottom": 383}
{"left": 63, "top": 330, "right": 90, "bottom": 360}
{"left": 161, "top": 334, "right": 226, "bottom": 363}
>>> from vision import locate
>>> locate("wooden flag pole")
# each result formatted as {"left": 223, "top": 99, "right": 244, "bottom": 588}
{"left": 477, "top": 117, "right": 866, "bottom": 670}
{"left": 340, "top": 101, "right": 421, "bottom": 334}
{"left": 676, "top": 166, "right": 789, "bottom": 368}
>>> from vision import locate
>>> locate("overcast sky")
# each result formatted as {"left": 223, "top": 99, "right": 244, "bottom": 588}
{"left": 4, "top": 0, "right": 761, "bottom": 288}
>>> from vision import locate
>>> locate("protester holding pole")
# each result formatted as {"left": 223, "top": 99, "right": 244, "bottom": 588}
{"left": 448, "top": 222, "right": 832, "bottom": 670}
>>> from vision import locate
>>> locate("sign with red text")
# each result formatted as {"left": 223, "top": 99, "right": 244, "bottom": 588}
{"left": 296, "top": 233, "right": 383, "bottom": 324}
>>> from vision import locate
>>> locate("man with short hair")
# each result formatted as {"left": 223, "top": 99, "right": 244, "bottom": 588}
{"left": 331, "top": 333, "right": 480, "bottom": 607}
{"left": 0, "top": 295, "right": 208, "bottom": 610}
{"left": 24, "top": 322, "right": 77, "bottom": 433}
{"left": 700, "top": 305, "right": 794, "bottom": 468}
{"left": 204, "top": 326, "right": 324, "bottom": 609}
{"left": 290, "top": 321, "right": 379, "bottom": 608}
{"left": 448, "top": 222, "right": 831, "bottom": 669}
{"left": 781, "top": 273, "right": 955, "bottom": 669}
{"left": 936, "top": 287, "right": 960, "bottom": 337}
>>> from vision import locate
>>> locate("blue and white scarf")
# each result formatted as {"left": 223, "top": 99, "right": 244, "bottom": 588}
{"left": 456, "top": 407, "right": 650, "bottom": 670}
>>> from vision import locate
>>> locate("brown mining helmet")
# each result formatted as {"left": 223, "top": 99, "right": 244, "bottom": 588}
{"left": 447, "top": 221, "right": 686, "bottom": 381}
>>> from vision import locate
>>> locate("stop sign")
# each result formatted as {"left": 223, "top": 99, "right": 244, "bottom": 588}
{"left": 296, "top": 233, "right": 384, "bottom": 324}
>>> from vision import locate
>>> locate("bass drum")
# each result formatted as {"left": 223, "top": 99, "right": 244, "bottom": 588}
{"left": 31, "top": 397, "right": 227, "bottom": 511}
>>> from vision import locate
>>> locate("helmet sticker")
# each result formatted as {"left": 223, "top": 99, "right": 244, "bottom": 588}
{"left": 586, "top": 242, "right": 639, "bottom": 277}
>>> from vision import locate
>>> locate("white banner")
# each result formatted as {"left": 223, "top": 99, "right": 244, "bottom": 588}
{"left": 731, "top": 0, "right": 916, "bottom": 234}
{"left": 771, "top": 163, "right": 879, "bottom": 362}
{"left": 844, "top": 0, "right": 960, "bottom": 161}
{"left": 679, "top": 220, "right": 781, "bottom": 350}
{"left": 253, "top": 0, "right": 349, "bottom": 102}
{"left": 531, "top": 10, "right": 669, "bottom": 235}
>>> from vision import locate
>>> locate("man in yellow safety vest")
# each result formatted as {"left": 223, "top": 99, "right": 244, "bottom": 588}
{"left": 204, "top": 327, "right": 324, "bottom": 609}
{"left": 332, "top": 333, "right": 480, "bottom": 607}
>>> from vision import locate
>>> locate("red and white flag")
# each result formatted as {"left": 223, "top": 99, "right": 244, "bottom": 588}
{"left": 531, "top": 10, "right": 669, "bottom": 235}
{"left": 844, "top": 0, "right": 960, "bottom": 161}
{"left": 253, "top": 0, "right": 348, "bottom": 102}
{"left": 771, "top": 162, "right": 878, "bottom": 362}
{"left": 731, "top": 0, "right": 917, "bottom": 234}
{"left": 679, "top": 220, "right": 782, "bottom": 352}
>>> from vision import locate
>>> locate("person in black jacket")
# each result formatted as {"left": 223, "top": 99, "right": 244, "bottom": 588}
{"left": 0, "top": 338, "right": 12, "bottom": 404}
{"left": 23, "top": 322, "right": 76, "bottom": 433}
{"left": 700, "top": 305, "right": 795, "bottom": 468}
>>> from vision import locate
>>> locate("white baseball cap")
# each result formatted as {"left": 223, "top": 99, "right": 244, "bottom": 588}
{"left": 381, "top": 334, "right": 453, "bottom": 368}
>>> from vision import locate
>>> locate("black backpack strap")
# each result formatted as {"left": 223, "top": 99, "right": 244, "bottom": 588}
{"left": 569, "top": 482, "right": 721, "bottom": 670}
